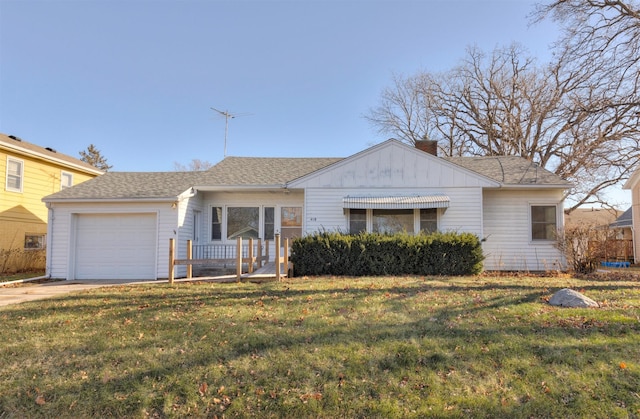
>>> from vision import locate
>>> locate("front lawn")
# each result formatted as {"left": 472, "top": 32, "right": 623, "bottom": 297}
{"left": 1, "top": 275, "right": 639, "bottom": 417}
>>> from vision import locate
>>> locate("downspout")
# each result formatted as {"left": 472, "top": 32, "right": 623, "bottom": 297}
{"left": 45, "top": 202, "right": 53, "bottom": 279}
{"left": 632, "top": 226, "right": 637, "bottom": 265}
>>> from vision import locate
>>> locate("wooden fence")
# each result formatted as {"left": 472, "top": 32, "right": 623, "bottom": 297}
{"left": 168, "top": 234, "right": 290, "bottom": 283}
{"left": 589, "top": 239, "right": 634, "bottom": 263}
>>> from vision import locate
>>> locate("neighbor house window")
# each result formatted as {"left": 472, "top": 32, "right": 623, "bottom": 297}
{"left": 372, "top": 209, "right": 413, "bottom": 234}
{"left": 25, "top": 234, "right": 45, "bottom": 249}
{"left": 227, "top": 207, "right": 259, "bottom": 240}
{"left": 420, "top": 208, "right": 438, "bottom": 233}
{"left": 61, "top": 171, "right": 73, "bottom": 189}
{"left": 211, "top": 207, "right": 222, "bottom": 240}
{"left": 281, "top": 207, "right": 302, "bottom": 241}
{"left": 264, "top": 207, "right": 275, "bottom": 240}
{"left": 6, "top": 157, "right": 23, "bottom": 192}
{"left": 531, "top": 205, "right": 557, "bottom": 240}
{"left": 349, "top": 209, "right": 366, "bottom": 234}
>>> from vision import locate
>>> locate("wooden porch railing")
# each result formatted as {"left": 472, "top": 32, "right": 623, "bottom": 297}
{"left": 168, "top": 234, "right": 290, "bottom": 283}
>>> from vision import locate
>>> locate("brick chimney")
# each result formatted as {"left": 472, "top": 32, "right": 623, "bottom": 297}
{"left": 415, "top": 139, "right": 438, "bottom": 156}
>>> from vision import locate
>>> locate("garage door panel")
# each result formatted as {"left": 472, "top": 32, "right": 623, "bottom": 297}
{"left": 75, "top": 213, "right": 157, "bottom": 280}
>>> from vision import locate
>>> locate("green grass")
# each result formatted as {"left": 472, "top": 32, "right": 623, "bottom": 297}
{"left": 1, "top": 275, "right": 639, "bottom": 418}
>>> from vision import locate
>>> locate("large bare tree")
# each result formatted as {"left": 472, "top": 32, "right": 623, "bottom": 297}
{"left": 368, "top": 1, "right": 640, "bottom": 212}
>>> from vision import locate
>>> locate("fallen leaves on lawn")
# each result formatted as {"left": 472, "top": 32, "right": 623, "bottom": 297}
{"left": 199, "top": 382, "right": 208, "bottom": 396}
{"left": 300, "top": 392, "right": 322, "bottom": 402}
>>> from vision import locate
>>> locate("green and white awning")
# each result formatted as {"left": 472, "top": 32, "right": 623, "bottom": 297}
{"left": 342, "top": 195, "right": 450, "bottom": 209}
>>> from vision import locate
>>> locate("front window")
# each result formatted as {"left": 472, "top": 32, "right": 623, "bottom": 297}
{"left": 227, "top": 207, "right": 259, "bottom": 239}
{"left": 264, "top": 207, "right": 275, "bottom": 240}
{"left": 61, "top": 171, "right": 73, "bottom": 189}
{"left": 211, "top": 207, "right": 222, "bottom": 240}
{"left": 531, "top": 205, "right": 557, "bottom": 240}
{"left": 25, "top": 234, "right": 45, "bottom": 249}
{"left": 372, "top": 209, "right": 414, "bottom": 234}
{"left": 348, "top": 208, "right": 439, "bottom": 235}
{"left": 6, "top": 158, "right": 23, "bottom": 192}
{"left": 420, "top": 208, "right": 437, "bottom": 233}
{"left": 349, "top": 209, "right": 366, "bottom": 234}
{"left": 281, "top": 207, "right": 302, "bottom": 241}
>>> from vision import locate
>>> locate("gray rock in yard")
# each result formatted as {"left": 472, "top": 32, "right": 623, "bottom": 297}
{"left": 548, "top": 288, "right": 599, "bottom": 308}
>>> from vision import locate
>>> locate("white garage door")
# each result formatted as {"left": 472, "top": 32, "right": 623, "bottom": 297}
{"left": 74, "top": 213, "right": 157, "bottom": 280}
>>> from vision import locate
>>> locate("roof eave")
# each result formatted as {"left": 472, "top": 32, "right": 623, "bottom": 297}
{"left": 193, "top": 184, "right": 286, "bottom": 192}
{"left": 1, "top": 142, "right": 104, "bottom": 175}
{"left": 43, "top": 196, "right": 178, "bottom": 204}
{"left": 497, "top": 183, "right": 574, "bottom": 190}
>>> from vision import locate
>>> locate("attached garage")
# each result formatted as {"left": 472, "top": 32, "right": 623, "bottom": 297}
{"left": 73, "top": 213, "right": 158, "bottom": 280}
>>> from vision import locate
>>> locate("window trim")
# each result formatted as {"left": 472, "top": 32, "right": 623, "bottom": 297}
{"left": 61, "top": 171, "right": 74, "bottom": 189}
{"left": 24, "top": 233, "right": 46, "bottom": 250}
{"left": 347, "top": 208, "right": 439, "bottom": 235}
{"left": 530, "top": 204, "right": 559, "bottom": 242}
{"left": 6, "top": 157, "right": 24, "bottom": 192}
{"left": 210, "top": 205, "right": 282, "bottom": 243}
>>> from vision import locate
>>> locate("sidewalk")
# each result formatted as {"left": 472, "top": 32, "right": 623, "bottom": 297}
{"left": 0, "top": 278, "right": 158, "bottom": 307}
{"left": 0, "top": 274, "right": 268, "bottom": 307}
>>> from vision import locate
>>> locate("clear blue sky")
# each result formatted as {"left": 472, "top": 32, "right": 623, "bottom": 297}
{"left": 1, "top": 0, "right": 562, "bottom": 167}
{"left": 7, "top": 0, "right": 630, "bottom": 210}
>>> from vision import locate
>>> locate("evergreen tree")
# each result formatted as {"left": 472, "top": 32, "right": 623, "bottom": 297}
{"left": 79, "top": 144, "right": 112, "bottom": 171}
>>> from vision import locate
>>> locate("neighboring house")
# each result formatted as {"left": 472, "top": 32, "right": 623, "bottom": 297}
{"left": 609, "top": 207, "right": 633, "bottom": 240}
{"left": 1, "top": 133, "right": 103, "bottom": 271}
{"left": 623, "top": 168, "right": 640, "bottom": 263}
{"left": 564, "top": 207, "right": 622, "bottom": 230}
{"left": 42, "top": 139, "right": 572, "bottom": 280}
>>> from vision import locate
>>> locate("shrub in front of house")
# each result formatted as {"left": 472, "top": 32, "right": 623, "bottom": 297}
{"left": 0, "top": 248, "right": 46, "bottom": 275}
{"left": 290, "top": 231, "right": 484, "bottom": 277}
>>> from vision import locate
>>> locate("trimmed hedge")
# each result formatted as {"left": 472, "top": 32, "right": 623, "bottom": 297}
{"left": 290, "top": 231, "right": 484, "bottom": 277}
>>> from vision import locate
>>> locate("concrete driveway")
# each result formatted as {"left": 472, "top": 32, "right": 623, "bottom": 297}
{"left": 0, "top": 278, "right": 156, "bottom": 307}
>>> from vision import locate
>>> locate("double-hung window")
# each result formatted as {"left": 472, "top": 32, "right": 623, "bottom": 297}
{"left": 6, "top": 157, "right": 23, "bottom": 192}
{"left": 531, "top": 205, "right": 557, "bottom": 240}
{"left": 281, "top": 207, "right": 302, "bottom": 240}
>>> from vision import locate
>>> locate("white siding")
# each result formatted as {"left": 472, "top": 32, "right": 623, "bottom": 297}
{"left": 175, "top": 194, "right": 203, "bottom": 277}
{"left": 303, "top": 187, "right": 484, "bottom": 236}
{"left": 482, "top": 189, "right": 566, "bottom": 271}
{"left": 289, "top": 141, "right": 498, "bottom": 189}
{"left": 46, "top": 201, "right": 178, "bottom": 280}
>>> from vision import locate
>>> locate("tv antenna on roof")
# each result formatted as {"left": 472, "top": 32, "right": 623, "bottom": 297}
{"left": 211, "top": 107, "right": 252, "bottom": 157}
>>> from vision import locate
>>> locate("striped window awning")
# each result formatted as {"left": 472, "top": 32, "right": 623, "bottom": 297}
{"left": 342, "top": 195, "right": 450, "bottom": 209}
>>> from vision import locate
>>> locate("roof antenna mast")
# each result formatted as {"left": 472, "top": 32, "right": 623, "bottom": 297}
{"left": 211, "top": 107, "right": 251, "bottom": 157}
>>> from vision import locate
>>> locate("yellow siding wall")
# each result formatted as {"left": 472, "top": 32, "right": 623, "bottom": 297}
{"left": 0, "top": 150, "right": 97, "bottom": 252}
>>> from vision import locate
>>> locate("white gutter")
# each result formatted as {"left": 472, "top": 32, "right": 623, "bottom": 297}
{"left": 192, "top": 184, "right": 287, "bottom": 192}
{"left": 42, "top": 197, "right": 178, "bottom": 204}
{"left": 0, "top": 142, "right": 103, "bottom": 176}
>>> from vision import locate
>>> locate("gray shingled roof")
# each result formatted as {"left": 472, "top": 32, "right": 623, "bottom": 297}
{"left": 0, "top": 133, "right": 102, "bottom": 174}
{"left": 44, "top": 150, "right": 570, "bottom": 201}
{"left": 610, "top": 207, "right": 632, "bottom": 228}
{"left": 44, "top": 172, "right": 205, "bottom": 200}
{"left": 196, "top": 157, "right": 343, "bottom": 186}
{"left": 444, "top": 156, "right": 571, "bottom": 186}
